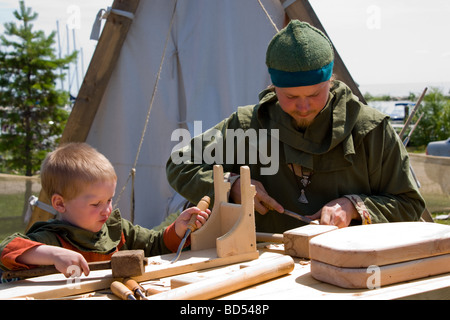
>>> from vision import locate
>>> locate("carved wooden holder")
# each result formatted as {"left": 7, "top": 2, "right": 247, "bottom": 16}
{"left": 191, "top": 165, "right": 259, "bottom": 260}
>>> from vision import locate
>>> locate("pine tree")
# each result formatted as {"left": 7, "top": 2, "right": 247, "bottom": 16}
{"left": 0, "top": 0, "right": 77, "bottom": 176}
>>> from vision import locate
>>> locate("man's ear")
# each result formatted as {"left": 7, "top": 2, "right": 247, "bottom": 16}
{"left": 51, "top": 194, "right": 66, "bottom": 213}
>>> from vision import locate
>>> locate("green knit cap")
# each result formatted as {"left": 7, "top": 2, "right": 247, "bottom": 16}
{"left": 266, "top": 20, "right": 334, "bottom": 87}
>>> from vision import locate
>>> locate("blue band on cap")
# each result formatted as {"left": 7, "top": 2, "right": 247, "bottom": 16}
{"left": 268, "top": 61, "right": 334, "bottom": 87}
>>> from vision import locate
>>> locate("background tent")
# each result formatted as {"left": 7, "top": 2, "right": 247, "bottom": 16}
{"left": 26, "top": 0, "right": 364, "bottom": 230}
{"left": 89, "top": 0, "right": 287, "bottom": 228}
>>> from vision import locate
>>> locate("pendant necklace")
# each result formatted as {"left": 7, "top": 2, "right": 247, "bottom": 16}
{"left": 290, "top": 163, "right": 313, "bottom": 204}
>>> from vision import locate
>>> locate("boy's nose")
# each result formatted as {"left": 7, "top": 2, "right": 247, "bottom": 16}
{"left": 102, "top": 204, "right": 112, "bottom": 215}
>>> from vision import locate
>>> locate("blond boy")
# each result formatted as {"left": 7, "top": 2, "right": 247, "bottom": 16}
{"left": 0, "top": 143, "right": 209, "bottom": 277}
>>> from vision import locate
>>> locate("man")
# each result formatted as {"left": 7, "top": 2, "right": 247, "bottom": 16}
{"left": 166, "top": 20, "right": 425, "bottom": 233}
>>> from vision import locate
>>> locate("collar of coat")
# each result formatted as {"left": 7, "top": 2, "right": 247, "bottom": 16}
{"left": 255, "top": 80, "right": 388, "bottom": 172}
{"left": 26, "top": 209, "right": 123, "bottom": 254}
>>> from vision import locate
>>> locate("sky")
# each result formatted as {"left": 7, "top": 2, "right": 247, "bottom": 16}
{"left": 0, "top": 0, "right": 449, "bottom": 96}
{"left": 0, "top": 0, "right": 112, "bottom": 96}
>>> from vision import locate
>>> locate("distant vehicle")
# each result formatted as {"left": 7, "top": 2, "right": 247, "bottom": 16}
{"left": 392, "top": 102, "right": 415, "bottom": 122}
{"left": 426, "top": 138, "right": 450, "bottom": 157}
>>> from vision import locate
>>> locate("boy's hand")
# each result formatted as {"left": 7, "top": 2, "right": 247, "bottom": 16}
{"left": 17, "top": 245, "right": 90, "bottom": 277}
{"left": 51, "top": 247, "right": 90, "bottom": 277}
{"left": 175, "top": 207, "right": 211, "bottom": 239}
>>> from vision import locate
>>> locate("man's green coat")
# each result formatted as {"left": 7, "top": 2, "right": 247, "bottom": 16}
{"left": 166, "top": 81, "right": 425, "bottom": 233}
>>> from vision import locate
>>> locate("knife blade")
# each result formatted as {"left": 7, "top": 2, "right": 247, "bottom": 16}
{"left": 282, "top": 209, "right": 319, "bottom": 225}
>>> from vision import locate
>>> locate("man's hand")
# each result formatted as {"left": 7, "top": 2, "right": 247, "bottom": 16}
{"left": 306, "top": 197, "right": 360, "bottom": 228}
{"left": 230, "top": 177, "right": 283, "bottom": 215}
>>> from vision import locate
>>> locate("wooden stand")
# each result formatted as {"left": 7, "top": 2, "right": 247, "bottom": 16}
{"left": 191, "top": 165, "right": 258, "bottom": 260}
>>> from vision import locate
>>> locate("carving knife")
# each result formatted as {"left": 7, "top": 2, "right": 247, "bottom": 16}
{"left": 264, "top": 202, "right": 318, "bottom": 225}
{"left": 170, "top": 196, "right": 210, "bottom": 263}
{"left": 282, "top": 209, "right": 319, "bottom": 225}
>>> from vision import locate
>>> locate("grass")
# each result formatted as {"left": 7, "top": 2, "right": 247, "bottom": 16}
{"left": 432, "top": 213, "right": 450, "bottom": 225}
{"left": 0, "top": 192, "right": 34, "bottom": 242}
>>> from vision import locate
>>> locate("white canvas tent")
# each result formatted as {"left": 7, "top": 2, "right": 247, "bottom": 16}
{"left": 27, "top": 0, "right": 364, "bottom": 230}
{"left": 87, "top": 0, "right": 286, "bottom": 228}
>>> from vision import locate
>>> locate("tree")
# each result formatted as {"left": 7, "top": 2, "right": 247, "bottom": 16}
{"left": 0, "top": 0, "right": 76, "bottom": 176}
{"left": 410, "top": 87, "right": 450, "bottom": 147}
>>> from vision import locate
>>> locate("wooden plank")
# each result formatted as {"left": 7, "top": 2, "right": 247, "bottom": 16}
{"left": 146, "top": 254, "right": 294, "bottom": 300}
{"left": 283, "top": 225, "right": 337, "bottom": 258}
{"left": 218, "top": 252, "right": 450, "bottom": 300}
{"left": 280, "top": 0, "right": 366, "bottom": 103}
{"left": 256, "top": 232, "right": 284, "bottom": 243}
{"left": 0, "top": 248, "right": 257, "bottom": 300}
{"left": 24, "top": 190, "right": 53, "bottom": 232}
{"left": 61, "top": 0, "right": 141, "bottom": 143}
{"left": 309, "top": 222, "right": 450, "bottom": 268}
{"left": 311, "top": 253, "right": 450, "bottom": 289}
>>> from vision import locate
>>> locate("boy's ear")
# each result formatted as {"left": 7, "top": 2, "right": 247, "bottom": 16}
{"left": 51, "top": 194, "right": 66, "bottom": 213}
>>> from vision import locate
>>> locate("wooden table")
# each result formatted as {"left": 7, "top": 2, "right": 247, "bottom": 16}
{"left": 221, "top": 252, "right": 450, "bottom": 300}
{"left": 135, "top": 244, "right": 450, "bottom": 300}
{"left": 2, "top": 245, "right": 449, "bottom": 300}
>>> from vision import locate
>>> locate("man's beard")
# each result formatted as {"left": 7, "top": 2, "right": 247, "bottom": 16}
{"left": 292, "top": 115, "right": 313, "bottom": 131}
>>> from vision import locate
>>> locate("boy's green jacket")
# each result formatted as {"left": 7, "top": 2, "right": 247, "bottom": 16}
{"left": 166, "top": 81, "right": 425, "bottom": 233}
{"left": 0, "top": 209, "right": 172, "bottom": 271}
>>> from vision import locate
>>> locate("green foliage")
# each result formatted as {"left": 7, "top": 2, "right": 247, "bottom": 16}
{"left": 0, "top": 0, "right": 76, "bottom": 176}
{"left": 409, "top": 88, "right": 450, "bottom": 147}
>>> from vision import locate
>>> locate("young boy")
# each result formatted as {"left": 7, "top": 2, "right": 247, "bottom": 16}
{"left": 0, "top": 143, "right": 210, "bottom": 278}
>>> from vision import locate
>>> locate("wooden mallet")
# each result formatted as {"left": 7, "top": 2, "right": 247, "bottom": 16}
{"left": 2, "top": 249, "right": 148, "bottom": 280}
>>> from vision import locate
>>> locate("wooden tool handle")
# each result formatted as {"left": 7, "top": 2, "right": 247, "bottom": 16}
{"left": 187, "top": 196, "right": 210, "bottom": 232}
{"left": 2, "top": 260, "right": 111, "bottom": 280}
{"left": 111, "top": 281, "right": 136, "bottom": 300}
{"left": 123, "top": 278, "right": 147, "bottom": 299}
{"left": 2, "top": 265, "right": 59, "bottom": 279}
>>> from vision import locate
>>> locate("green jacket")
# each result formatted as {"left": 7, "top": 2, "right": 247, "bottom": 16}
{"left": 166, "top": 81, "right": 425, "bottom": 233}
{"left": 0, "top": 209, "right": 171, "bottom": 271}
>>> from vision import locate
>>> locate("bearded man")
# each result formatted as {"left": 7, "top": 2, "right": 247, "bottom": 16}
{"left": 166, "top": 20, "right": 425, "bottom": 233}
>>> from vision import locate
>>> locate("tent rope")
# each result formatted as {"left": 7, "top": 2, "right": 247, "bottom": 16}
{"left": 257, "top": 0, "right": 279, "bottom": 32}
{"left": 113, "top": 0, "right": 179, "bottom": 222}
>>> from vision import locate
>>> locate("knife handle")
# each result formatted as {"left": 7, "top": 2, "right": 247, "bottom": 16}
{"left": 187, "top": 196, "right": 210, "bottom": 232}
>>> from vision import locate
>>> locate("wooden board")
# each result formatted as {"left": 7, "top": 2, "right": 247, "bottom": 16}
{"left": 0, "top": 248, "right": 257, "bottom": 300}
{"left": 218, "top": 254, "right": 450, "bottom": 300}
{"left": 283, "top": 225, "right": 337, "bottom": 258}
{"left": 309, "top": 222, "right": 450, "bottom": 268}
{"left": 311, "top": 253, "right": 450, "bottom": 289}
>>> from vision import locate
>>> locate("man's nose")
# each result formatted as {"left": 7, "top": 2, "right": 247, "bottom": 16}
{"left": 295, "top": 98, "right": 310, "bottom": 112}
